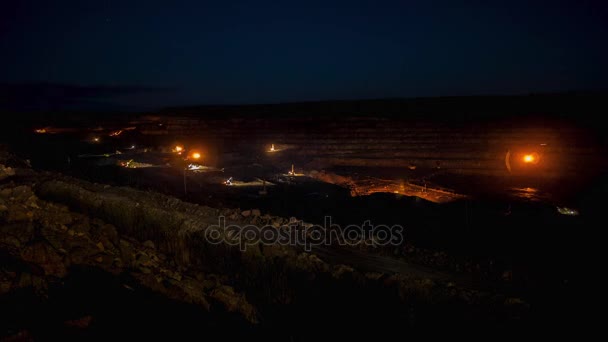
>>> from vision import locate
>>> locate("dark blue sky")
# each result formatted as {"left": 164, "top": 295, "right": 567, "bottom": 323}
{"left": 1, "top": 0, "right": 607, "bottom": 109}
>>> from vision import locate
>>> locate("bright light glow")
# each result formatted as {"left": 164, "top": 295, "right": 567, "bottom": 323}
{"left": 557, "top": 207, "right": 579, "bottom": 216}
{"left": 35, "top": 128, "right": 47, "bottom": 134}
{"left": 174, "top": 145, "right": 183, "bottom": 152}
{"left": 109, "top": 130, "right": 123, "bottom": 137}
{"left": 191, "top": 152, "right": 201, "bottom": 160}
{"left": 268, "top": 144, "right": 284, "bottom": 153}
{"left": 523, "top": 154, "right": 535, "bottom": 163}
{"left": 93, "top": 137, "right": 100, "bottom": 142}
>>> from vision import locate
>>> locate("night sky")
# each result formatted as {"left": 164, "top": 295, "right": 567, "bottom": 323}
{"left": 1, "top": 0, "right": 607, "bottom": 110}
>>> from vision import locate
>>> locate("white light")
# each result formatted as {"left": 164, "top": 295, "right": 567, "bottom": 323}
{"left": 557, "top": 207, "right": 579, "bottom": 216}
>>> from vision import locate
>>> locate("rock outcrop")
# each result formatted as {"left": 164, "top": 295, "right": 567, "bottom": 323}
{"left": 31, "top": 176, "right": 527, "bottom": 324}
{"left": 0, "top": 181, "right": 258, "bottom": 324}
{"left": 0, "top": 164, "right": 14, "bottom": 181}
{"left": 1, "top": 153, "right": 529, "bottom": 335}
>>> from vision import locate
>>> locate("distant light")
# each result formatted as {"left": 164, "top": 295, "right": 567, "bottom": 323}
{"left": 93, "top": 137, "right": 100, "bottom": 142}
{"left": 191, "top": 152, "right": 201, "bottom": 160}
{"left": 188, "top": 163, "right": 203, "bottom": 170}
{"left": 109, "top": 130, "right": 123, "bottom": 137}
{"left": 270, "top": 144, "right": 275, "bottom": 152}
{"left": 121, "top": 159, "right": 134, "bottom": 168}
{"left": 130, "top": 145, "right": 135, "bottom": 149}
{"left": 174, "top": 145, "right": 183, "bottom": 153}
{"left": 35, "top": 128, "right": 47, "bottom": 134}
{"left": 523, "top": 154, "right": 535, "bottom": 163}
{"left": 557, "top": 207, "right": 579, "bottom": 216}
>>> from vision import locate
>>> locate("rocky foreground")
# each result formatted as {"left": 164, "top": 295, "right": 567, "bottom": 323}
{"left": 1, "top": 150, "right": 530, "bottom": 339}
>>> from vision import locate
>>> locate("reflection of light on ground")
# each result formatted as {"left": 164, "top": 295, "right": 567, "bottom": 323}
{"left": 188, "top": 164, "right": 222, "bottom": 172}
{"left": 267, "top": 144, "right": 286, "bottom": 153}
{"left": 351, "top": 180, "right": 463, "bottom": 203}
{"left": 286, "top": 164, "right": 304, "bottom": 176}
{"left": 308, "top": 172, "right": 463, "bottom": 203}
{"left": 509, "top": 187, "right": 545, "bottom": 201}
{"left": 34, "top": 127, "right": 79, "bottom": 134}
{"left": 118, "top": 159, "right": 164, "bottom": 169}
{"left": 78, "top": 152, "right": 118, "bottom": 158}
{"left": 557, "top": 207, "right": 579, "bottom": 216}
{"left": 120, "top": 160, "right": 149, "bottom": 168}
{"left": 224, "top": 178, "right": 274, "bottom": 187}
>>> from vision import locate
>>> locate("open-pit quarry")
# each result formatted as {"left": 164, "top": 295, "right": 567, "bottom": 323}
{"left": 2, "top": 96, "right": 606, "bottom": 338}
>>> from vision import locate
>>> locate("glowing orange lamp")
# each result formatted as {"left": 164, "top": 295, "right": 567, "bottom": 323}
{"left": 523, "top": 154, "right": 535, "bottom": 163}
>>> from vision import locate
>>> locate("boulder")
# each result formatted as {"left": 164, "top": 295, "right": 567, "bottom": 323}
{"left": 272, "top": 217, "right": 284, "bottom": 228}
{"left": 143, "top": 240, "right": 156, "bottom": 249}
{"left": 0, "top": 164, "right": 15, "bottom": 181}
{"left": 210, "top": 285, "right": 257, "bottom": 323}
{"left": 331, "top": 264, "right": 355, "bottom": 279}
{"left": 20, "top": 242, "right": 67, "bottom": 277}
{"left": 118, "top": 239, "right": 135, "bottom": 265}
{"left": 6, "top": 205, "right": 33, "bottom": 222}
